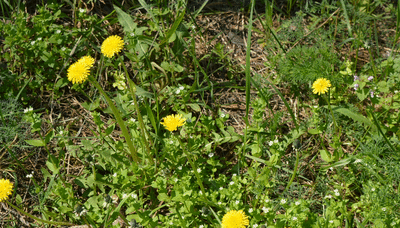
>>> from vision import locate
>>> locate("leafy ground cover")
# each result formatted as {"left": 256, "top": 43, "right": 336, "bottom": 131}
{"left": 0, "top": 0, "right": 400, "bottom": 227}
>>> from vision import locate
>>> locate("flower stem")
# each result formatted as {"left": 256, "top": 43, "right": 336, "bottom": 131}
{"left": 6, "top": 200, "right": 74, "bottom": 226}
{"left": 119, "top": 56, "right": 154, "bottom": 165}
{"left": 284, "top": 148, "right": 300, "bottom": 193}
{"left": 88, "top": 76, "right": 139, "bottom": 163}
{"left": 176, "top": 136, "right": 208, "bottom": 203}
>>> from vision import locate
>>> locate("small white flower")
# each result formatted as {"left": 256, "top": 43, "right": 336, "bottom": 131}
{"left": 26, "top": 174, "right": 33, "bottom": 178}
{"left": 268, "top": 141, "right": 274, "bottom": 146}
{"left": 178, "top": 166, "right": 182, "bottom": 170}
{"left": 122, "top": 194, "right": 128, "bottom": 199}
{"left": 175, "top": 178, "right": 178, "bottom": 183}
{"left": 262, "top": 207, "right": 270, "bottom": 213}
{"left": 132, "top": 193, "right": 138, "bottom": 199}
{"left": 169, "top": 140, "right": 173, "bottom": 144}
{"left": 56, "top": 30, "right": 61, "bottom": 34}
{"left": 31, "top": 41, "right": 35, "bottom": 45}
{"left": 130, "top": 32, "right": 135, "bottom": 37}
{"left": 37, "top": 37, "right": 42, "bottom": 41}
{"left": 232, "top": 174, "right": 237, "bottom": 177}
{"left": 61, "top": 47, "right": 66, "bottom": 51}
{"left": 329, "top": 220, "right": 334, "bottom": 223}
{"left": 103, "top": 202, "right": 108, "bottom": 207}
{"left": 59, "top": 130, "right": 64, "bottom": 135}
{"left": 179, "top": 86, "right": 184, "bottom": 90}
{"left": 334, "top": 189, "right": 339, "bottom": 192}
{"left": 335, "top": 191, "right": 340, "bottom": 196}
{"left": 295, "top": 201, "right": 300, "bottom": 206}
{"left": 220, "top": 113, "right": 226, "bottom": 118}
{"left": 79, "top": 209, "right": 87, "bottom": 216}
{"left": 169, "top": 221, "right": 173, "bottom": 225}
{"left": 280, "top": 199, "right": 286, "bottom": 204}
{"left": 176, "top": 89, "right": 181, "bottom": 94}
{"left": 382, "top": 207, "right": 386, "bottom": 212}
{"left": 325, "top": 194, "right": 332, "bottom": 199}
{"left": 219, "top": 187, "right": 223, "bottom": 190}
{"left": 197, "top": 168, "right": 201, "bottom": 173}
{"left": 395, "top": 90, "right": 399, "bottom": 94}
{"left": 24, "top": 108, "right": 29, "bottom": 113}
{"left": 229, "top": 181, "right": 234, "bottom": 185}
{"left": 235, "top": 200, "right": 239, "bottom": 205}
{"left": 199, "top": 191, "right": 202, "bottom": 195}
{"left": 218, "top": 202, "right": 222, "bottom": 205}
{"left": 252, "top": 224, "right": 258, "bottom": 228}
{"left": 208, "top": 153, "right": 214, "bottom": 158}
{"left": 274, "top": 139, "right": 278, "bottom": 144}
{"left": 130, "top": 118, "right": 136, "bottom": 123}
{"left": 79, "top": 8, "right": 85, "bottom": 13}
{"left": 265, "top": 199, "right": 270, "bottom": 203}
{"left": 199, "top": 225, "right": 204, "bottom": 228}
{"left": 330, "top": 167, "right": 333, "bottom": 171}
{"left": 371, "top": 188, "right": 375, "bottom": 192}
{"left": 249, "top": 208, "right": 253, "bottom": 213}
{"left": 354, "top": 159, "right": 362, "bottom": 163}
{"left": 292, "top": 217, "right": 297, "bottom": 221}
{"left": 113, "top": 173, "right": 117, "bottom": 177}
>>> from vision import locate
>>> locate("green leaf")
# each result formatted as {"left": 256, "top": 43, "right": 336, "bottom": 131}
{"left": 187, "top": 103, "right": 201, "bottom": 112}
{"left": 114, "top": 5, "right": 136, "bottom": 33}
{"left": 25, "top": 139, "right": 45, "bottom": 147}
{"left": 308, "top": 128, "right": 321, "bottom": 135}
{"left": 161, "top": 10, "right": 185, "bottom": 46}
{"left": 332, "top": 106, "right": 376, "bottom": 131}
{"left": 320, "top": 149, "right": 333, "bottom": 162}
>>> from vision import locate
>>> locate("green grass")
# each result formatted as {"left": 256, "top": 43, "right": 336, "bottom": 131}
{"left": 0, "top": 0, "right": 399, "bottom": 227}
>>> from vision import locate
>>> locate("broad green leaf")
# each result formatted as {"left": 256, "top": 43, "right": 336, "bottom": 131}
{"left": 332, "top": 106, "right": 375, "bottom": 131}
{"left": 320, "top": 149, "right": 333, "bottom": 162}
{"left": 114, "top": 5, "right": 136, "bottom": 33}
{"left": 25, "top": 139, "right": 45, "bottom": 147}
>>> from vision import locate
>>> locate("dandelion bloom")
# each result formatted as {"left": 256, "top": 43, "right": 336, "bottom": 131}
{"left": 78, "top": 56, "right": 95, "bottom": 68}
{"left": 312, "top": 78, "right": 331, "bottom": 95}
{"left": 101, "top": 35, "right": 124, "bottom": 58}
{"left": 221, "top": 210, "right": 249, "bottom": 228}
{"left": 67, "top": 56, "right": 94, "bottom": 84}
{"left": 0, "top": 179, "right": 13, "bottom": 202}
{"left": 161, "top": 114, "right": 186, "bottom": 132}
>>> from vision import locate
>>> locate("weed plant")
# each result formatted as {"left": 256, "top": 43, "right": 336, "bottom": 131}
{"left": 0, "top": 0, "right": 400, "bottom": 228}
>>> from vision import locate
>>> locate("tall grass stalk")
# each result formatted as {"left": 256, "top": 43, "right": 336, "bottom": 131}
{"left": 241, "top": 0, "right": 256, "bottom": 174}
{"left": 88, "top": 76, "right": 139, "bottom": 163}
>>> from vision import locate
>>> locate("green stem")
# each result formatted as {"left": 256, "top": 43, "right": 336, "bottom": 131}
{"left": 92, "top": 165, "right": 97, "bottom": 195}
{"left": 119, "top": 56, "right": 154, "bottom": 165}
{"left": 284, "top": 149, "right": 300, "bottom": 193}
{"left": 88, "top": 76, "right": 139, "bottom": 163}
{"left": 326, "top": 91, "right": 338, "bottom": 134}
{"left": 176, "top": 136, "right": 208, "bottom": 203}
{"left": 6, "top": 200, "right": 74, "bottom": 226}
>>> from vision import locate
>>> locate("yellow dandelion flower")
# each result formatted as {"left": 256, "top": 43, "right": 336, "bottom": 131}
{"left": 67, "top": 61, "right": 90, "bottom": 84}
{"left": 77, "top": 56, "right": 95, "bottom": 68}
{"left": 0, "top": 179, "right": 13, "bottom": 202}
{"left": 161, "top": 114, "right": 186, "bottom": 132}
{"left": 101, "top": 35, "right": 124, "bottom": 58}
{"left": 312, "top": 78, "right": 331, "bottom": 95}
{"left": 67, "top": 56, "right": 95, "bottom": 84}
{"left": 221, "top": 210, "right": 249, "bottom": 228}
